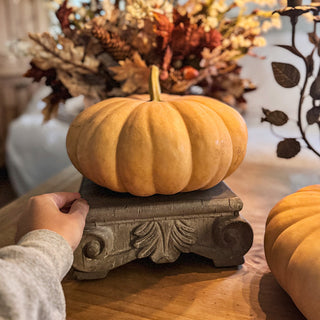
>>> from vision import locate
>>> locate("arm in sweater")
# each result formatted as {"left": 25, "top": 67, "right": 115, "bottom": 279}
{"left": 0, "top": 192, "right": 89, "bottom": 320}
{"left": 0, "top": 229, "right": 73, "bottom": 320}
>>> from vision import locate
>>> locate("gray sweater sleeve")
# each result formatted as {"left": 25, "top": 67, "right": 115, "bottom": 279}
{"left": 0, "top": 229, "right": 73, "bottom": 320}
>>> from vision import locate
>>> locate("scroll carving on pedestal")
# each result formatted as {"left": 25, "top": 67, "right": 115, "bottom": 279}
{"left": 73, "top": 226, "right": 114, "bottom": 274}
{"left": 211, "top": 215, "right": 254, "bottom": 266}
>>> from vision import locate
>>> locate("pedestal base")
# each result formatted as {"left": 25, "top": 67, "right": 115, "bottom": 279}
{"left": 73, "top": 179, "right": 253, "bottom": 280}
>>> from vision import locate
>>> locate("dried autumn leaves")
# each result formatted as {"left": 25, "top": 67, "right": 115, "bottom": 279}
{"left": 25, "top": 0, "right": 278, "bottom": 121}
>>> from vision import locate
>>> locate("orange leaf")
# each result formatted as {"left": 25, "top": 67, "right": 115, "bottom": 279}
{"left": 56, "top": 0, "right": 73, "bottom": 31}
{"left": 41, "top": 94, "right": 60, "bottom": 123}
{"left": 153, "top": 12, "right": 174, "bottom": 50}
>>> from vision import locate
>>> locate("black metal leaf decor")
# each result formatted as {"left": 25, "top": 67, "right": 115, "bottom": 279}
{"left": 277, "top": 138, "right": 301, "bottom": 158}
{"left": 276, "top": 44, "right": 302, "bottom": 57}
{"left": 310, "top": 76, "right": 320, "bottom": 99}
{"left": 261, "top": 108, "right": 289, "bottom": 126}
{"left": 271, "top": 62, "right": 300, "bottom": 88}
{"left": 262, "top": 2, "right": 320, "bottom": 159}
{"left": 287, "top": 0, "right": 301, "bottom": 7}
{"left": 306, "top": 107, "right": 320, "bottom": 125}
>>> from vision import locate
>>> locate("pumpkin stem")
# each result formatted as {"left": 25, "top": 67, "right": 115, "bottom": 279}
{"left": 149, "top": 65, "right": 161, "bottom": 101}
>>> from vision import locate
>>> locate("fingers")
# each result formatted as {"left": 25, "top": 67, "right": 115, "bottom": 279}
{"left": 49, "top": 192, "right": 81, "bottom": 209}
{"left": 69, "top": 198, "right": 89, "bottom": 220}
{"left": 16, "top": 192, "right": 90, "bottom": 250}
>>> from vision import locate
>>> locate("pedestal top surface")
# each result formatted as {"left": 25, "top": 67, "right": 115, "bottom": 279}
{"left": 80, "top": 178, "right": 243, "bottom": 223}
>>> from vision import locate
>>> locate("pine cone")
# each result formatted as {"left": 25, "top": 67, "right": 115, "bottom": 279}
{"left": 92, "top": 24, "right": 132, "bottom": 61}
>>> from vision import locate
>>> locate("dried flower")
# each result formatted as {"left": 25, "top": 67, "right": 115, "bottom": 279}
{"left": 25, "top": 0, "right": 280, "bottom": 121}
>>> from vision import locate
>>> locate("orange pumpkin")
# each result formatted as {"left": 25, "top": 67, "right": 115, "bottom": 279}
{"left": 264, "top": 185, "right": 320, "bottom": 320}
{"left": 66, "top": 66, "right": 247, "bottom": 196}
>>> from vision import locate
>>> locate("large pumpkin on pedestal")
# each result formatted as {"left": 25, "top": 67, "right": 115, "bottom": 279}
{"left": 264, "top": 185, "right": 320, "bottom": 320}
{"left": 66, "top": 66, "right": 247, "bottom": 196}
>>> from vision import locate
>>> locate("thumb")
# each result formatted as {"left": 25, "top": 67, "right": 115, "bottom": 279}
{"left": 69, "top": 198, "right": 89, "bottom": 220}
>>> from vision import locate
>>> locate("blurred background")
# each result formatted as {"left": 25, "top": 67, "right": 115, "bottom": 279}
{"left": 0, "top": 0, "right": 319, "bottom": 208}
{"left": 0, "top": 0, "right": 50, "bottom": 206}
{"left": 0, "top": 0, "right": 84, "bottom": 206}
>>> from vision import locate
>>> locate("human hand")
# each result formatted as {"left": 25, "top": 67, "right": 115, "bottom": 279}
{"left": 16, "top": 192, "right": 89, "bottom": 251}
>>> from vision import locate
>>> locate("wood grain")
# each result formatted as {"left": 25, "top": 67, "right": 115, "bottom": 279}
{"left": 0, "top": 161, "right": 314, "bottom": 319}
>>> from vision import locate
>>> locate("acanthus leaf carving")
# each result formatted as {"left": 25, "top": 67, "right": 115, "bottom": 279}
{"left": 132, "top": 219, "right": 197, "bottom": 263}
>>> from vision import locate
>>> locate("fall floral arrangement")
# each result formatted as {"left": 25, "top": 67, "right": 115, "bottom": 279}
{"left": 25, "top": 0, "right": 281, "bottom": 121}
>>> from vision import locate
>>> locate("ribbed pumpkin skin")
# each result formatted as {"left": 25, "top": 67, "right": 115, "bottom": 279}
{"left": 264, "top": 185, "right": 320, "bottom": 320}
{"left": 66, "top": 94, "right": 247, "bottom": 196}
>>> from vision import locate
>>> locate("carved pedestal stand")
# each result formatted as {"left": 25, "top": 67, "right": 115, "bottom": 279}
{"left": 73, "top": 178, "right": 253, "bottom": 280}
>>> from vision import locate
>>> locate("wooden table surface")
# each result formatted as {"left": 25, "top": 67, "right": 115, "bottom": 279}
{"left": 1, "top": 159, "right": 315, "bottom": 320}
